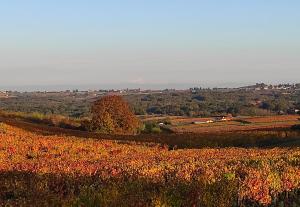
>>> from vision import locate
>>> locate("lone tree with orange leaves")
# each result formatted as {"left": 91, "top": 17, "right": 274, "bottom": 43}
{"left": 90, "top": 95, "right": 140, "bottom": 135}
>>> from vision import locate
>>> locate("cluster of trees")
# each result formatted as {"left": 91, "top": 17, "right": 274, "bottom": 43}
{"left": 0, "top": 93, "right": 89, "bottom": 118}
{"left": 0, "top": 89, "right": 299, "bottom": 118}
{"left": 128, "top": 90, "right": 300, "bottom": 117}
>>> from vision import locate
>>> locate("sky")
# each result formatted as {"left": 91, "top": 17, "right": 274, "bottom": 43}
{"left": 0, "top": 0, "right": 300, "bottom": 90}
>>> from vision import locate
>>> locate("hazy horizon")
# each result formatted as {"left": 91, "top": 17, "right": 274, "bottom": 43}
{"left": 0, "top": 82, "right": 257, "bottom": 92}
{"left": 1, "top": 1, "right": 299, "bottom": 88}
{"left": 1, "top": 81, "right": 300, "bottom": 92}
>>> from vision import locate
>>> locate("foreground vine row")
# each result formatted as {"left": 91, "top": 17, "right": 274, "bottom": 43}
{"left": 1, "top": 124, "right": 300, "bottom": 206}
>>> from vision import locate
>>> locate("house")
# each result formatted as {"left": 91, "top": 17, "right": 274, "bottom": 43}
{"left": 193, "top": 120, "right": 214, "bottom": 124}
{"left": 221, "top": 117, "right": 230, "bottom": 121}
{"left": 213, "top": 114, "right": 233, "bottom": 122}
{"left": 0, "top": 91, "right": 8, "bottom": 98}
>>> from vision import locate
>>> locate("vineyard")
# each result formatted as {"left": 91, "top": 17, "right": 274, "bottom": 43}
{"left": 1, "top": 123, "right": 300, "bottom": 206}
{"left": 170, "top": 115, "right": 300, "bottom": 134}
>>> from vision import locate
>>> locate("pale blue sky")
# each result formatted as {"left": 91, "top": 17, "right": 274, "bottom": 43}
{"left": 0, "top": 1, "right": 300, "bottom": 89}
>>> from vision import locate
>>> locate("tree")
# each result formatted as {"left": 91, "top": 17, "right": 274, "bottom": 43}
{"left": 260, "top": 101, "right": 274, "bottom": 110}
{"left": 274, "top": 99, "right": 289, "bottom": 113}
{"left": 90, "top": 95, "right": 140, "bottom": 135}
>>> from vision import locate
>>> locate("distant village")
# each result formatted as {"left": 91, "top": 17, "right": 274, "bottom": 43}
{"left": 0, "top": 83, "right": 300, "bottom": 99}
{"left": 239, "top": 83, "right": 300, "bottom": 91}
{"left": 190, "top": 83, "right": 300, "bottom": 93}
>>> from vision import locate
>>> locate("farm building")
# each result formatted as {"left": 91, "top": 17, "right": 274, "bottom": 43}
{"left": 192, "top": 120, "right": 214, "bottom": 124}
{"left": 0, "top": 91, "right": 8, "bottom": 98}
{"left": 213, "top": 114, "right": 233, "bottom": 121}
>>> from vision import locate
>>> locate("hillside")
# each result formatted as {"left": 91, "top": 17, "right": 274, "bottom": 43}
{"left": 1, "top": 123, "right": 300, "bottom": 206}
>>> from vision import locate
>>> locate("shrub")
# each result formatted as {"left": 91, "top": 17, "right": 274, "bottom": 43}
{"left": 150, "top": 127, "right": 162, "bottom": 134}
{"left": 80, "top": 119, "right": 93, "bottom": 131}
{"left": 163, "top": 118, "right": 172, "bottom": 125}
{"left": 235, "top": 119, "right": 251, "bottom": 125}
{"left": 0, "top": 122, "right": 7, "bottom": 134}
{"left": 26, "top": 112, "right": 47, "bottom": 123}
{"left": 90, "top": 95, "right": 140, "bottom": 135}
{"left": 291, "top": 124, "right": 300, "bottom": 130}
{"left": 143, "top": 122, "right": 162, "bottom": 134}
